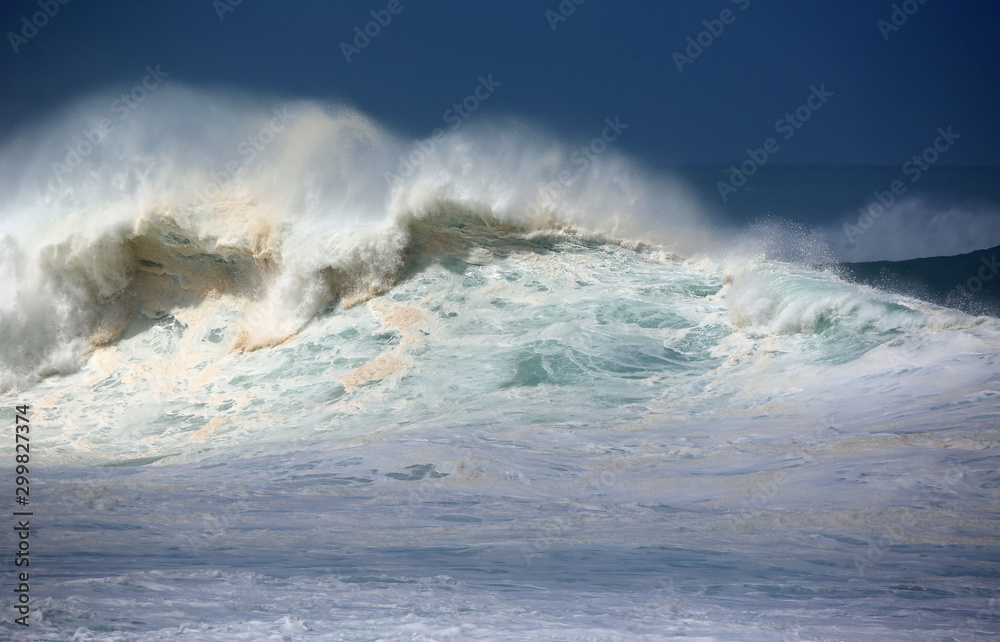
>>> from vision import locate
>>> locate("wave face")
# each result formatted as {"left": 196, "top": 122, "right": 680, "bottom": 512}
{"left": 0, "top": 87, "right": 711, "bottom": 393}
{"left": 3, "top": 89, "right": 1000, "bottom": 640}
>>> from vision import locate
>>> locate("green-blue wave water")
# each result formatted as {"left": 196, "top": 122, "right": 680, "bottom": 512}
{"left": 2, "top": 88, "right": 999, "bottom": 640}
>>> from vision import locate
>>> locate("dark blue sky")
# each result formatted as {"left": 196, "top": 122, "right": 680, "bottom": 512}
{"left": 2, "top": 0, "right": 998, "bottom": 166}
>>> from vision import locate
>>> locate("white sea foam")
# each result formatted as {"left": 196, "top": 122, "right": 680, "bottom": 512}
{"left": 0, "top": 86, "right": 719, "bottom": 389}
{"left": 2, "top": 87, "right": 999, "bottom": 640}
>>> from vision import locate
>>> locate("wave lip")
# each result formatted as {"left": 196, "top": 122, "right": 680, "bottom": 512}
{"left": 0, "top": 86, "right": 720, "bottom": 389}
{"left": 3, "top": 86, "right": 996, "bottom": 397}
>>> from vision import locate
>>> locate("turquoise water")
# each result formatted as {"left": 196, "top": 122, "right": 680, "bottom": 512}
{"left": 2, "top": 92, "right": 999, "bottom": 640}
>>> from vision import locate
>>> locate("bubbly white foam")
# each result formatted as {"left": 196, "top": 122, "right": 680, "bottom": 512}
{"left": 3, "top": 88, "right": 1000, "bottom": 641}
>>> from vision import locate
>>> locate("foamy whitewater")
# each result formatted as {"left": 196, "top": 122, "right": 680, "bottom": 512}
{"left": 2, "top": 88, "right": 999, "bottom": 640}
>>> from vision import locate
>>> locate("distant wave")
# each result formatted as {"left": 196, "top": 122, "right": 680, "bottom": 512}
{"left": 826, "top": 196, "right": 1000, "bottom": 263}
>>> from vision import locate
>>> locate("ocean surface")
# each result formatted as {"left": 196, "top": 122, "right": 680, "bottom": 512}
{"left": 2, "top": 89, "right": 999, "bottom": 640}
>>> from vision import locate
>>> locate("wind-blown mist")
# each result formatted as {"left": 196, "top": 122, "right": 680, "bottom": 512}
{"left": 0, "top": 86, "right": 716, "bottom": 392}
{"left": 2, "top": 88, "right": 999, "bottom": 640}
{"left": 826, "top": 196, "right": 1000, "bottom": 263}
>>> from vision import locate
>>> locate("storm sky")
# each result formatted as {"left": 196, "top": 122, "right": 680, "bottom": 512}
{"left": 2, "top": 0, "right": 998, "bottom": 167}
